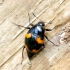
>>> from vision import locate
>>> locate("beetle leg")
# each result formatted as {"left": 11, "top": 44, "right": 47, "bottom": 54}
{"left": 44, "top": 35, "right": 56, "bottom": 45}
{"left": 45, "top": 25, "right": 58, "bottom": 31}
{"left": 45, "top": 28, "right": 53, "bottom": 31}
{"left": 21, "top": 45, "right": 25, "bottom": 64}
{"left": 17, "top": 25, "right": 30, "bottom": 29}
{"left": 22, "top": 46, "right": 25, "bottom": 58}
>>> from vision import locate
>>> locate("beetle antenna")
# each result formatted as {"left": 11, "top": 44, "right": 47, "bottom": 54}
{"left": 32, "top": 13, "right": 53, "bottom": 25}
{"left": 12, "top": 22, "right": 30, "bottom": 29}
{"left": 32, "top": 13, "right": 42, "bottom": 21}
{"left": 28, "top": 13, "right": 34, "bottom": 26}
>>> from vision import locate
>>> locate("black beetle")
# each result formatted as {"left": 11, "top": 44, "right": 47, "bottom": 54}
{"left": 13, "top": 13, "right": 56, "bottom": 67}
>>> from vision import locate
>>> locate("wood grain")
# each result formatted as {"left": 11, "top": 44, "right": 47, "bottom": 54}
{"left": 0, "top": 0, "right": 70, "bottom": 70}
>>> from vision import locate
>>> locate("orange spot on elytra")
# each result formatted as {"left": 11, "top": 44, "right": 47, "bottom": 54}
{"left": 36, "top": 37, "right": 44, "bottom": 44}
{"left": 26, "top": 33, "right": 32, "bottom": 38}
{"left": 32, "top": 49, "right": 39, "bottom": 53}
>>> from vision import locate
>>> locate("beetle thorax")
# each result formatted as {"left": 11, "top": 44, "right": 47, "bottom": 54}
{"left": 34, "top": 25, "right": 44, "bottom": 35}
{"left": 37, "top": 26, "right": 42, "bottom": 32}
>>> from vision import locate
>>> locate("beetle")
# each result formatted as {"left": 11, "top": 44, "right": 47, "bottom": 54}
{"left": 13, "top": 13, "right": 56, "bottom": 67}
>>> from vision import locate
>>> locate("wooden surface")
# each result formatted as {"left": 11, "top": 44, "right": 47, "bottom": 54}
{"left": 0, "top": 0, "right": 70, "bottom": 70}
